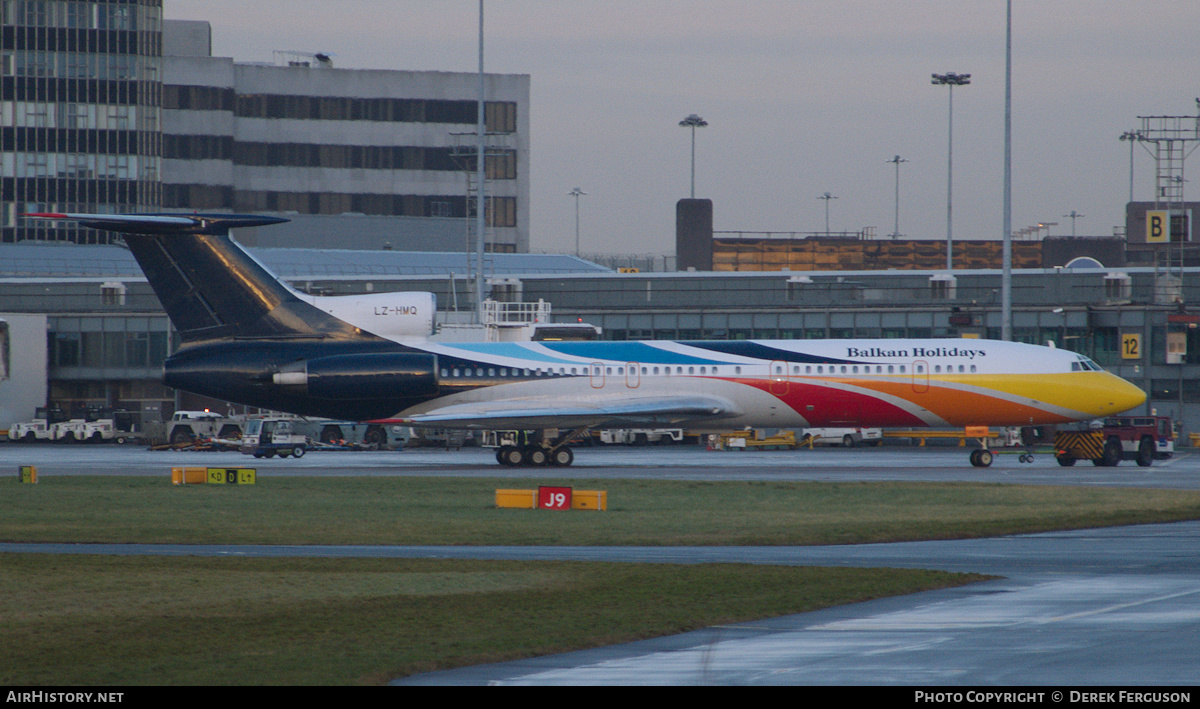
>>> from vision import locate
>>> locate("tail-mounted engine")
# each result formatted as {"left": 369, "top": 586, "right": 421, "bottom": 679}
{"left": 272, "top": 352, "right": 438, "bottom": 401}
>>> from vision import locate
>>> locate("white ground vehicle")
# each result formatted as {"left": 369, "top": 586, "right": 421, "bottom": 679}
{"left": 598, "top": 428, "right": 684, "bottom": 445}
{"left": 9, "top": 407, "right": 66, "bottom": 442}
{"left": 801, "top": 427, "right": 883, "bottom": 447}
{"left": 302, "top": 419, "right": 411, "bottom": 449}
{"left": 239, "top": 417, "right": 307, "bottom": 458}
{"left": 167, "top": 410, "right": 242, "bottom": 444}
{"left": 60, "top": 410, "right": 138, "bottom": 443}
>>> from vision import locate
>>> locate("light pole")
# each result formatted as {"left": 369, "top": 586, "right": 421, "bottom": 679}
{"left": 818, "top": 192, "right": 838, "bottom": 236}
{"left": 1063, "top": 211, "right": 1084, "bottom": 237}
{"left": 679, "top": 114, "right": 708, "bottom": 198}
{"left": 932, "top": 71, "right": 970, "bottom": 270}
{"left": 473, "top": 0, "right": 487, "bottom": 322}
{"left": 887, "top": 155, "right": 908, "bottom": 238}
{"left": 1001, "top": 0, "right": 1012, "bottom": 341}
{"left": 568, "top": 187, "right": 586, "bottom": 256}
{"left": 1119, "top": 130, "right": 1140, "bottom": 204}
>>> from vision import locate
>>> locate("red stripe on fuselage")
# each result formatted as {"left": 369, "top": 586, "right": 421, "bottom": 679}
{"left": 737, "top": 378, "right": 928, "bottom": 427}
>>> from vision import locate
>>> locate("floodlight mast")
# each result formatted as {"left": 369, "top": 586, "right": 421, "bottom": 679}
{"left": 818, "top": 192, "right": 838, "bottom": 236}
{"left": 887, "top": 155, "right": 908, "bottom": 238}
{"left": 932, "top": 71, "right": 970, "bottom": 272}
{"left": 568, "top": 187, "right": 587, "bottom": 256}
{"left": 679, "top": 114, "right": 708, "bottom": 199}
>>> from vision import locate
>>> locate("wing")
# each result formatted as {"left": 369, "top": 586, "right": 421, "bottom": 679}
{"left": 384, "top": 393, "right": 742, "bottom": 430}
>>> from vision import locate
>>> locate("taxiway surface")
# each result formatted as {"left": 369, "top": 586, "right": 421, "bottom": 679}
{"left": 3, "top": 443, "right": 1199, "bottom": 685}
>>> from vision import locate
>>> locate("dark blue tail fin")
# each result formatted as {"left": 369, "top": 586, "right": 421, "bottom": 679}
{"left": 26, "top": 213, "right": 371, "bottom": 344}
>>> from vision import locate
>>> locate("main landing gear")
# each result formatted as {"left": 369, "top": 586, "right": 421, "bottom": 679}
{"left": 968, "top": 448, "right": 994, "bottom": 468}
{"left": 496, "top": 444, "right": 574, "bottom": 467}
{"left": 494, "top": 427, "right": 589, "bottom": 468}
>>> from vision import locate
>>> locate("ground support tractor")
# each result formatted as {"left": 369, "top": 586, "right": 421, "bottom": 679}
{"left": 239, "top": 417, "right": 307, "bottom": 458}
{"left": 1055, "top": 416, "right": 1173, "bottom": 467}
{"left": 8, "top": 407, "right": 67, "bottom": 443}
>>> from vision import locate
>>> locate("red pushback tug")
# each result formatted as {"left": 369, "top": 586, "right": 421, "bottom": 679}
{"left": 1055, "top": 416, "right": 1174, "bottom": 467}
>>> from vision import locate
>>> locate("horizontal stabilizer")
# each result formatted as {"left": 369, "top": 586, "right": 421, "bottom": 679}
{"left": 24, "top": 212, "right": 288, "bottom": 236}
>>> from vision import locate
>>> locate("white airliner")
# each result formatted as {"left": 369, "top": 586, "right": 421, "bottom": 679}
{"left": 28, "top": 213, "right": 1147, "bottom": 467}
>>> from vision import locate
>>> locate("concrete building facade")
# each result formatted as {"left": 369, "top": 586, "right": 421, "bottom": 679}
{"left": 2, "top": 0, "right": 164, "bottom": 244}
{"left": 3, "top": 7, "right": 530, "bottom": 253}
{"left": 161, "top": 21, "right": 530, "bottom": 253}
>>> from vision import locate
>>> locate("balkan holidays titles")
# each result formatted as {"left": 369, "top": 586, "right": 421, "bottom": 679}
{"left": 846, "top": 346, "right": 988, "bottom": 359}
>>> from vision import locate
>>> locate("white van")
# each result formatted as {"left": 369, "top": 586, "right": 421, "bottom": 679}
{"left": 801, "top": 427, "right": 882, "bottom": 447}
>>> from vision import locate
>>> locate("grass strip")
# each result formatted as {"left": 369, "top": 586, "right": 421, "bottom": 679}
{"left": 3, "top": 476, "right": 1200, "bottom": 547}
{"left": 0, "top": 553, "right": 984, "bottom": 685}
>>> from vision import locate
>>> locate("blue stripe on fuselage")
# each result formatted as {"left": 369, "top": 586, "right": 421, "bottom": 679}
{"left": 681, "top": 341, "right": 860, "bottom": 364}
{"left": 443, "top": 341, "right": 727, "bottom": 365}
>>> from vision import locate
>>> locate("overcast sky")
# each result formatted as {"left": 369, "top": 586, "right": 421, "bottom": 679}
{"left": 167, "top": 1, "right": 1200, "bottom": 258}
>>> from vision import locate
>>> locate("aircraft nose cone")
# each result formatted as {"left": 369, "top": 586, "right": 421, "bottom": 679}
{"left": 1104, "top": 374, "right": 1147, "bottom": 415}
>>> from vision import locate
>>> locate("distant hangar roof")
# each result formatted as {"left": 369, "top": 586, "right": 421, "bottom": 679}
{"left": 0, "top": 243, "right": 612, "bottom": 279}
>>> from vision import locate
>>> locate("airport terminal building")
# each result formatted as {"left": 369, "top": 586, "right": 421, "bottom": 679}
{"left": 2, "top": 237, "right": 1199, "bottom": 436}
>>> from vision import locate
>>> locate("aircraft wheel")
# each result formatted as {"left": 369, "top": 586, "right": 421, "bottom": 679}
{"left": 976, "top": 449, "right": 994, "bottom": 467}
{"left": 525, "top": 446, "right": 549, "bottom": 467}
{"left": 498, "top": 446, "right": 524, "bottom": 467}
{"left": 549, "top": 447, "right": 574, "bottom": 467}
